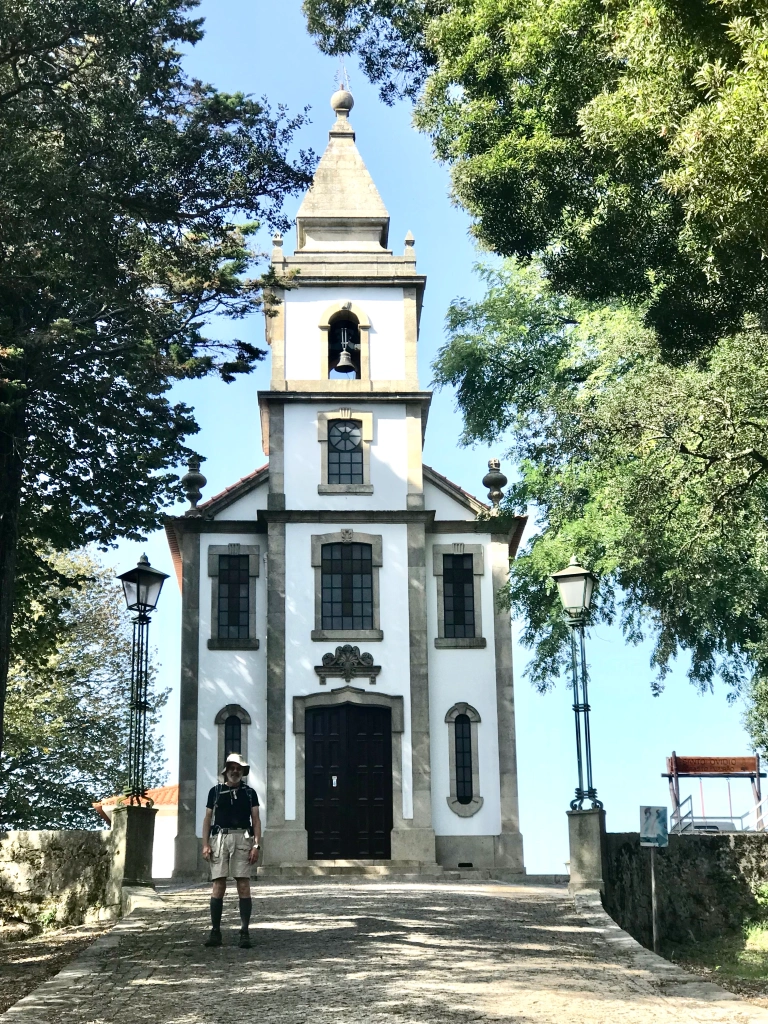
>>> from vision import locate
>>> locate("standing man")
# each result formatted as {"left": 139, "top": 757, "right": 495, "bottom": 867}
{"left": 201, "top": 752, "right": 261, "bottom": 948}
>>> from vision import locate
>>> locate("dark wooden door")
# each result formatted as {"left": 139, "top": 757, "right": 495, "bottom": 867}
{"left": 306, "top": 704, "right": 393, "bottom": 859}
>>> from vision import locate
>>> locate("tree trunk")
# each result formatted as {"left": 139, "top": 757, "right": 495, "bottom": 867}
{"left": 0, "top": 398, "right": 26, "bottom": 760}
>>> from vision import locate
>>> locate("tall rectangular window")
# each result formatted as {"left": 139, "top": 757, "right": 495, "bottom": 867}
{"left": 321, "top": 543, "right": 373, "bottom": 630}
{"left": 218, "top": 554, "right": 249, "bottom": 639}
{"left": 327, "top": 419, "right": 364, "bottom": 485}
{"left": 224, "top": 715, "right": 242, "bottom": 755}
{"left": 443, "top": 554, "right": 475, "bottom": 638}
{"left": 454, "top": 714, "right": 473, "bottom": 804}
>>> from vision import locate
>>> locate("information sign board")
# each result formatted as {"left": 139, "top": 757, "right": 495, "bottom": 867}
{"left": 640, "top": 806, "right": 668, "bottom": 848}
{"left": 666, "top": 755, "right": 758, "bottom": 776}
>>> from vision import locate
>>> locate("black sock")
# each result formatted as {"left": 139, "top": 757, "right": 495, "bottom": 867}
{"left": 239, "top": 897, "right": 252, "bottom": 931}
{"left": 210, "top": 897, "right": 223, "bottom": 930}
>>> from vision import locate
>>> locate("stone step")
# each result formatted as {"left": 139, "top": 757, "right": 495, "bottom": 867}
{"left": 257, "top": 859, "right": 445, "bottom": 878}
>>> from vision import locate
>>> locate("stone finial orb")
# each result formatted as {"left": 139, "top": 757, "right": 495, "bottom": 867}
{"left": 181, "top": 454, "right": 207, "bottom": 513}
{"left": 331, "top": 88, "right": 354, "bottom": 116}
{"left": 482, "top": 458, "right": 508, "bottom": 515}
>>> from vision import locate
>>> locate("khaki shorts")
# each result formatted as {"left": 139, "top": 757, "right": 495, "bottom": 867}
{"left": 209, "top": 831, "right": 254, "bottom": 880}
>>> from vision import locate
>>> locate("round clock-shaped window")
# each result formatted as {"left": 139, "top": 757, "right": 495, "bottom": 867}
{"left": 329, "top": 421, "right": 362, "bottom": 451}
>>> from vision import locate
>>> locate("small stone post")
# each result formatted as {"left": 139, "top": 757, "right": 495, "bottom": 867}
{"left": 567, "top": 807, "right": 607, "bottom": 892}
{"left": 108, "top": 805, "right": 157, "bottom": 909}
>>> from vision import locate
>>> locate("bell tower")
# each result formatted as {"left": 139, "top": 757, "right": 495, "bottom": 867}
{"left": 264, "top": 87, "right": 423, "bottom": 395}
{"left": 259, "top": 88, "right": 430, "bottom": 516}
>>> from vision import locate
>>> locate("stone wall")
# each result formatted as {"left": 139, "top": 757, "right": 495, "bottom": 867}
{"left": 603, "top": 831, "right": 768, "bottom": 949}
{"left": 0, "top": 830, "right": 119, "bottom": 935}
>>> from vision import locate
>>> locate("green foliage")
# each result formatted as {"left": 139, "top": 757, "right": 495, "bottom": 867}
{"left": 0, "top": 1, "right": 315, "bottom": 750}
{"left": 750, "top": 882, "right": 768, "bottom": 909}
{"left": 745, "top": 676, "right": 768, "bottom": 758}
{"left": 304, "top": 0, "right": 439, "bottom": 103}
{"left": 433, "top": 259, "right": 768, "bottom": 706}
{"left": 1, "top": 0, "right": 313, "bottom": 545}
{"left": 0, "top": 550, "right": 169, "bottom": 830}
{"left": 304, "top": 0, "right": 768, "bottom": 357}
{"left": 670, "top": 922, "right": 768, "bottom": 989}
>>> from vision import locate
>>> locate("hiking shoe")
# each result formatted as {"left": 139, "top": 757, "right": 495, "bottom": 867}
{"left": 239, "top": 930, "right": 252, "bottom": 949}
{"left": 204, "top": 929, "right": 222, "bottom": 947}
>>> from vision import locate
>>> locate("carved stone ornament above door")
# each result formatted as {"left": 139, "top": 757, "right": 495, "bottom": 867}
{"left": 315, "top": 645, "right": 381, "bottom": 685}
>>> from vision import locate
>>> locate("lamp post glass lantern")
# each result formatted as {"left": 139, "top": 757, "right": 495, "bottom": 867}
{"left": 552, "top": 557, "right": 594, "bottom": 622}
{"left": 551, "top": 557, "right": 602, "bottom": 810}
{"left": 117, "top": 555, "right": 169, "bottom": 802}
{"left": 118, "top": 553, "right": 168, "bottom": 614}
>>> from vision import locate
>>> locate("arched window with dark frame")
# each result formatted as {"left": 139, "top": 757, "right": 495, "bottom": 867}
{"left": 321, "top": 542, "right": 373, "bottom": 630}
{"left": 224, "top": 715, "right": 242, "bottom": 756}
{"left": 454, "top": 713, "right": 473, "bottom": 804}
{"left": 328, "top": 314, "right": 361, "bottom": 378}
{"left": 327, "top": 419, "right": 364, "bottom": 484}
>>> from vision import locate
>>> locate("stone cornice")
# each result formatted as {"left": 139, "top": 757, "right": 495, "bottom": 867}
{"left": 259, "top": 509, "right": 436, "bottom": 525}
{"left": 163, "top": 516, "right": 268, "bottom": 535}
{"left": 258, "top": 389, "right": 432, "bottom": 405}
{"left": 163, "top": 511, "right": 527, "bottom": 553}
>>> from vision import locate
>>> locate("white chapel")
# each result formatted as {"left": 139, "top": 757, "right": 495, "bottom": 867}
{"left": 165, "top": 89, "right": 526, "bottom": 876}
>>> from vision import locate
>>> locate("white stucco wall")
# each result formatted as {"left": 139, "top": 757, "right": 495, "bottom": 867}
{"left": 152, "top": 810, "right": 177, "bottom": 878}
{"left": 215, "top": 481, "right": 269, "bottom": 520}
{"left": 424, "top": 479, "right": 477, "bottom": 522}
{"left": 283, "top": 403, "right": 408, "bottom": 510}
{"left": 196, "top": 532, "right": 268, "bottom": 831}
{"left": 284, "top": 287, "right": 406, "bottom": 381}
{"left": 283, "top": 521, "right": 414, "bottom": 822}
{"left": 426, "top": 534, "right": 502, "bottom": 836}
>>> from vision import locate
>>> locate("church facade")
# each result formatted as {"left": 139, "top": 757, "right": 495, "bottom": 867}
{"left": 165, "top": 89, "right": 526, "bottom": 875}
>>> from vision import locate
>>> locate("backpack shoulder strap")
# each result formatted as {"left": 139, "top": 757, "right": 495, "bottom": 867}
{"left": 210, "top": 783, "right": 222, "bottom": 830}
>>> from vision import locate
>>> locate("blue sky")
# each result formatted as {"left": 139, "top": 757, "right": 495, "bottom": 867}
{"left": 112, "top": 0, "right": 754, "bottom": 873}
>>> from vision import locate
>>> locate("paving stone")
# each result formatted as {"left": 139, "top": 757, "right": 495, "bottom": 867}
{"left": 2, "top": 881, "right": 768, "bottom": 1024}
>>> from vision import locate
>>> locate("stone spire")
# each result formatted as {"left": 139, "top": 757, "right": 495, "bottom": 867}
{"left": 295, "top": 88, "right": 390, "bottom": 253}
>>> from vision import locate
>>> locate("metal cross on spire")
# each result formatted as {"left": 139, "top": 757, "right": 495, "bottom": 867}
{"left": 335, "top": 56, "right": 351, "bottom": 92}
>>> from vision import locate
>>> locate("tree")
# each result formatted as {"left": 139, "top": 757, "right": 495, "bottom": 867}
{"left": 304, "top": 0, "right": 768, "bottom": 357}
{"left": 1, "top": 550, "right": 169, "bottom": 830}
{"left": 433, "top": 260, "right": 768, "bottom": 728}
{"left": 0, "top": 2, "right": 315, "bottom": 755}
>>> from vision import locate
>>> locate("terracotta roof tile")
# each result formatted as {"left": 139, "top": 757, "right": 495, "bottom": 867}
{"left": 423, "top": 464, "right": 488, "bottom": 512}
{"left": 197, "top": 463, "right": 269, "bottom": 512}
{"left": 98, "top": 783, "right": 178, "bottom": 808}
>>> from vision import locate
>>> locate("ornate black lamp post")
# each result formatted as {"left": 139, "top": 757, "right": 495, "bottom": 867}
{"left": 551, "top": 557, "right": 601, "bottom": 811}
{"left": 117, "top": 555, "right": 169, "bottom": 802}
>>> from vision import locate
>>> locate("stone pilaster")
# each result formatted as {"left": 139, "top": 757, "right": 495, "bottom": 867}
{"left": 174, "top": 528, "right": 201, "bottom": 877}
{"left": 401, "top": 521, "right": 437, "bottom": 863}
{"left": 491, "top": 535, "right": 525, "bottom": 871}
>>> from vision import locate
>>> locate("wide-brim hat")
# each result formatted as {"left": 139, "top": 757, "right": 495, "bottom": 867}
{"left": 221, "top": 752, "right": 250, "bottom": 777}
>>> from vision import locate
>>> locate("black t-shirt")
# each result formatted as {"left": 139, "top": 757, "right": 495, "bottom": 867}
{"left": 206, "top": 782, "right": 259, "bottom": 832}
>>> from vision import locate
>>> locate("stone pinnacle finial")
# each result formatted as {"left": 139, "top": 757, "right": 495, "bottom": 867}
{"left": 271, "top": 231, "right": 284, "bottom": 264}
{"left": 181, "top": 455, "right": 207, "bottom": 514}
{"left": 482, "top": 458, "right": 508, "bottom": 515}
{"left": 330, "top": 87, "right": 354, "bottom": 118}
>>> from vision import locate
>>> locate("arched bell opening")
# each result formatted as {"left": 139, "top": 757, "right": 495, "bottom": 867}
{"left": 328, "top": 313, "right": 361, "bottom": 378}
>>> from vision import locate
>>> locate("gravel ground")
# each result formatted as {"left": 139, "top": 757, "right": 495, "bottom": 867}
{"left": 0, "top": 923, "right": 109, "bottom": 1014}
{"left": 2, "top": 881, "right": 768, "bottom": 1024}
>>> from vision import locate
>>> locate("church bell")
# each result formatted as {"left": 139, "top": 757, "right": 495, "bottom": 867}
{"left": 332, "top": 321, "right": 357, "bottom": 374}
{"left": 335, "top": 344, "right": 356, "bottom": 373}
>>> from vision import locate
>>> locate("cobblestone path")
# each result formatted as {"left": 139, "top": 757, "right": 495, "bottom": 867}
{"left": 4, "top": 881, "right": 768, "bottom": 1024}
